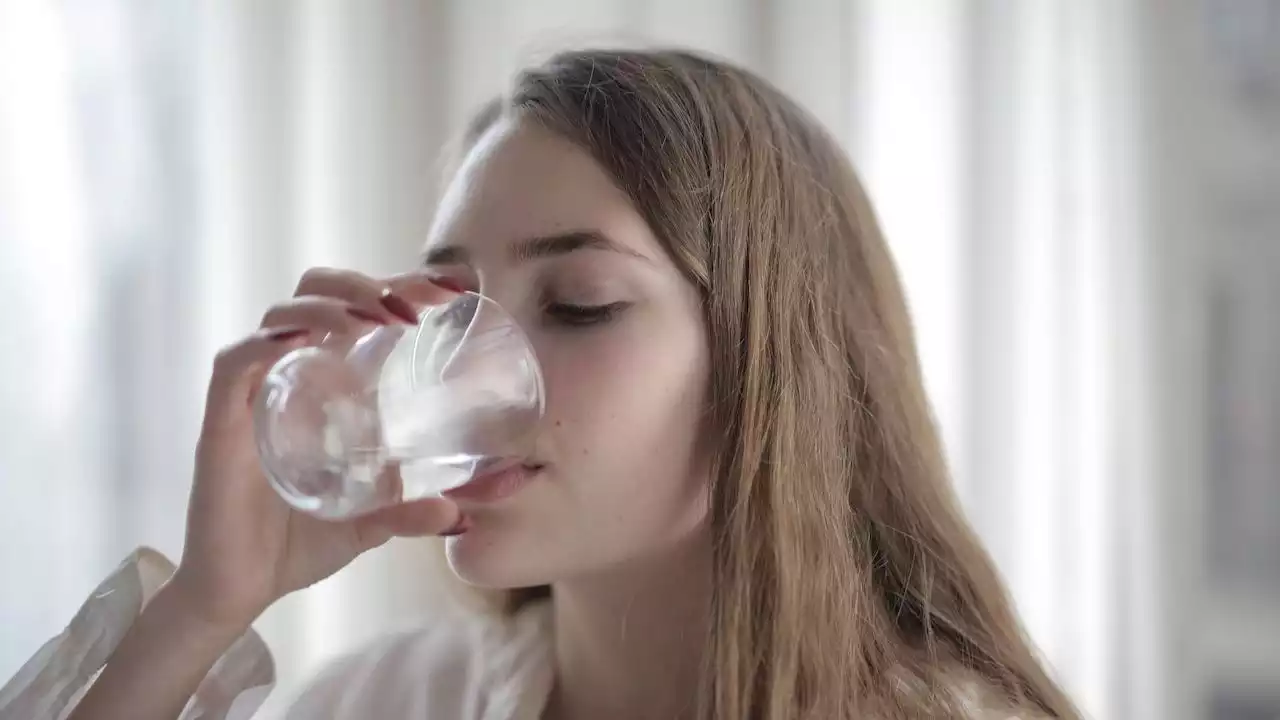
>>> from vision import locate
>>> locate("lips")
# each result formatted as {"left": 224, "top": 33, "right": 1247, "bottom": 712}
{"left": 442, "top": 457, "right": 544, "bottom": 503}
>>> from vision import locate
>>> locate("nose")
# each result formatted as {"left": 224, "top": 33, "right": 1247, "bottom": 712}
{"left": 426, "top": 269, "right": 525, "bottom": 325}
{"left": 469, "top": 269, "right": 535, "bottom": 328}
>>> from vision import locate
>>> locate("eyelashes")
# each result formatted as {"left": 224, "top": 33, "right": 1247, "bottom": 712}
{"left": 433, "top": 295, "right": 629, "bottom": 331}
{"left": 543, "top": 301, "right": 630, "bottom": 328}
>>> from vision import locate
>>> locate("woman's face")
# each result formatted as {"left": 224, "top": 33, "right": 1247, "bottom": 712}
{"left": 423, "top": 117, "right": 711, "bottom": 589}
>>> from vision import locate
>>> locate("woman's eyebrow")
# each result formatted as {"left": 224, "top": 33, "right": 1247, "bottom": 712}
{"left": 420, "top": 230, "right": 649, "bottom": 266}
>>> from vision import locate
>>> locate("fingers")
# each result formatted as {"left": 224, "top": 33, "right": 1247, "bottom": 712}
{"left": 260, "top": 295, "right": 382, "bottom": 336}
{"left": 205, "top": 326, "right": 314, "bottom": 425}
{"left": 353, "top": 498, "right": 465, "bottom": 544}
{"left": 294, "top": 267, "right": 404, "bottom": 321}
{"left": 209, "top": 266, "right": 463, "bottom": 428}
{"left": 294, "top": 267, "right": 461, "bottom": 325}
{"left": 384, "top": 270, "right": 465, "bottom": 308}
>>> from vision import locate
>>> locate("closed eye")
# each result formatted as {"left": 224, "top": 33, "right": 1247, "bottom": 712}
{"left": 544, "top": 301, "right": 629, "bottom": 328}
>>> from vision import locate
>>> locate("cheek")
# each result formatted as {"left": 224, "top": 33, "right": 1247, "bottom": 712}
{"left": 538, "top": 318, "right": 709, "bottom": 520}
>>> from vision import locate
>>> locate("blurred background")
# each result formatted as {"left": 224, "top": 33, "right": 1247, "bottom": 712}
{"left": 0, "top": 0, "right": 1277, "bottom": 718}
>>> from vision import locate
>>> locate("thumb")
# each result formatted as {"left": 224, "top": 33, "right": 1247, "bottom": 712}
{"left": 353, "top": 497, "right": 464, "bottom": 541}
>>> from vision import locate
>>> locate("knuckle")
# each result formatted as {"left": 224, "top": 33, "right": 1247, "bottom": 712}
{"left": 259, "top": 301, "right": 293, "bottom": 327}
{"left": 295, "top": 266, "right": 333, "bottom": 294}
{"left": 293, "top": 263, "right": 353, "bottom": 294}
{"left": 212, "top": 341, "right": 242, "bottom": 370}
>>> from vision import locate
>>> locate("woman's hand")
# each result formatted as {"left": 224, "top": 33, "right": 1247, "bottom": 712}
{"left": 68, "top": 269, "right": 464, "bottom": 720}
{"left": 170, "top": 267, "right": 463, "bottom": 631}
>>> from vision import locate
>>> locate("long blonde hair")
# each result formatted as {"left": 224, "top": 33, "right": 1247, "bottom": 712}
{"left": 449, "top": 48, "right": 1080, "bottom": 720}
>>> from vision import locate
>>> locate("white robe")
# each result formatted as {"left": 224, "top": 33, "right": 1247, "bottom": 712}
{"left": 0, "top": 548, "right": 1041, "bottom": 719}
{"left": 0, "top": 547, "right": 553, "bottom": 719}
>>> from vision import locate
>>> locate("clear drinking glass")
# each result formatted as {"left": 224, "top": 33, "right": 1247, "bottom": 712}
{"left": 253, "top": 292, "right": 544, "bottom": 519}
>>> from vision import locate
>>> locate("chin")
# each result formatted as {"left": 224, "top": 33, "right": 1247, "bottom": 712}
{"left": 443, "top": 516, "right": 557, "bottom": 590}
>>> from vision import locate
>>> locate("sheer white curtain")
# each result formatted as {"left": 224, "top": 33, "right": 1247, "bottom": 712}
{"left": 0, "top": 0, "right": 205, "bottom": 685}
{"left": 0, "top": 1, "right": 1182, "bottom": 718}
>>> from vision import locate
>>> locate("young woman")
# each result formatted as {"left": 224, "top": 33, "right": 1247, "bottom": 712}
{"left": 5, "top": 48, "right": 1080, "bottom": 720}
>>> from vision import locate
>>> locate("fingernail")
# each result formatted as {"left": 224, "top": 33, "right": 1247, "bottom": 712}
{"left": 267, "top": 327, "right": 309, "bottom": 342}
{"left": 439, "top": 514, "right": 471, "bottom": 537}
{"left": 346, "top": 307, "right": 389, "bottom": 325}
{"left": 429, "top": 276, "right": 469, "bottom": 294}
{"left": 379, "top": 290, "right": 420, "bottom": 325}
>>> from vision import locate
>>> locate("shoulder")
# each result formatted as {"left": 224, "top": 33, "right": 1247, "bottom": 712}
{"left": 282, "top": 601, "right": 553, "bottom": 719}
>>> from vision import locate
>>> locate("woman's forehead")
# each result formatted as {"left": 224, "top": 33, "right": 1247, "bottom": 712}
{"left": 421, "top": 119, "right": 661, "bottom": 265}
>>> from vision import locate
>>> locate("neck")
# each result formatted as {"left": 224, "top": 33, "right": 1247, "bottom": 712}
{"left": 544, "top": 528, "right": 712, "bottom": 720}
